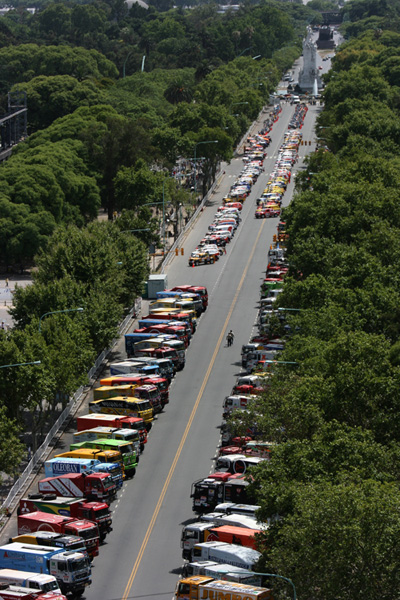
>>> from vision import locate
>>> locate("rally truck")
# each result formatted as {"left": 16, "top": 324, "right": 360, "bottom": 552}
{"left": 0, "top": 570, "right": 61, "bottom": 597}
{"left": 17, "top": 512, "right": 99, "bottom": 560}
{"left": 0, "top": 584, "right": 66, "bottom": 600}
{"left": 0, "top": 543, "right": 91, "bottom": 597}
{"left": 38, "top": 472, "right": 116, "bottom": 503}
{"left": 44, "top": 458, "right": 122, "bottom": 490}
{"left": 18, "top": 497, "right": 112, "bottom": 543}
{"left": 175, "top": 576, "right": 272, "bottom": 600}
{"left": 76, "top": 413, "right": 147, "bottom": 450}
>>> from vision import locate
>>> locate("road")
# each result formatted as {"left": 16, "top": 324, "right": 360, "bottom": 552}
{"left": 81, "top": 100, "right": 320, "bottom": 600}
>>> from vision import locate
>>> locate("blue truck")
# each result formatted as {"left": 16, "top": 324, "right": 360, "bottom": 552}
{"left": 0, "top": 543, "right": 91, "bottom": 597}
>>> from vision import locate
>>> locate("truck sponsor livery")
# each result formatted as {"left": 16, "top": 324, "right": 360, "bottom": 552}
{"left": 18, "top": 497, "right": 112, "bottom": 543}
{"left": 10, "top": 534, "right": 86, "bottom": 556}
{"left": 88, "top": 397, "right": 154, "bottom": 430}
{"left": 181, "top": 525, "right": 260, "bottom": 560}
{"left": 175, "top": 576, "right": 271, "bottom": 600}
{"left": 44, "top": 458, "right": 123, "bottom": 489}
{"left": 53, "top": 451, "right": 123, "bottom": 489}
{"left": 72, "top": 427, "right": 140, "bottom": 462}
{"left": 0, "top": 543, "right": 91, "bottom": 597}
{"left": 17, "top": 512, "right": 99, "bottom": 560}
{"left": 69, "top": 439, "right": 136, "bottom": 478}
{"left": 38, "top": 472, "right": 116, "bottom": 503}
{"left": 0, "top": 584, "right": 66, "bottom": 600}
{"left": 76, "top": 414, "right": 148, "bottom": 449}
{"left": 0, "top": 570, "right": 61, "bottom": 596}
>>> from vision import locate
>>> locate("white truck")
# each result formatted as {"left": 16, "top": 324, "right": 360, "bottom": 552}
{"left": 0, "top": 570, "right": 61, "bottom": 595}
{"left": 191, "top": 541, "right": 261, "bottom": 570}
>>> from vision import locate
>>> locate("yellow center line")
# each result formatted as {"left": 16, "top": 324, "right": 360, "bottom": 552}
{"left": 122, "top": 218, "right": 266, "bottom": 600}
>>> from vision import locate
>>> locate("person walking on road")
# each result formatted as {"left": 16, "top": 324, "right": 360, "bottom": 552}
{"left": 5, "top": 278, "right": 8, "bottom": 288}
{"left": 227, "top": 330, "right": 234, "bottom": 347}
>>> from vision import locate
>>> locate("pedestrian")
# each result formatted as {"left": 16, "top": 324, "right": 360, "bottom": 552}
{"left": 227, "top": 330, "right": 234, "bottom": 347}
{"left": 5, "top": 278, "right": 8, "bottom": 288}
{"left": 223, "top": 246, "right": 227, "bottom": 255}
{"left": 1, "top": 321, "right": 5, "bottom": 330}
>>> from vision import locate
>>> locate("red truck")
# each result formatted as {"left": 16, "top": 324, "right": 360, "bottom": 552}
{"left": 17, "top": 512, "right": 99, "bottom": 559}
{"left": 145, "top": 312, "right": 196, "bottom": 334}
{"left": 37, "top": 472, "right": 116, "bottom": 503}
{"left": 18, "top": 497, "right": 112, "bottom": 543}
{"left": 76, "top": 412, "right": 148, "bottom": 449}
{"left": 100, "top": 376, "right": 169, "bottom": 406}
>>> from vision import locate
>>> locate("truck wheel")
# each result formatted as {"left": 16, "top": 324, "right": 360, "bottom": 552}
{"left": 72, "top": 589, "right": 85, "bottom": 598}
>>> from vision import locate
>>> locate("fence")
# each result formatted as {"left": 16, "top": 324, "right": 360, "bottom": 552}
{"left": 0, "top": 300, "right": 141, "bottom": 520}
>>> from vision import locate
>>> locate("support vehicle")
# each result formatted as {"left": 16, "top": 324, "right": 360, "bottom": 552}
{"left": 191, "top": 473, "right": 253, "bottom": 513}
{"left": 190, "top": 542, "right": 261, "bottom": 571}
{"left": 88, "top": 397, "right": 154, "bottom": 430}
{"left": 38, "top": 472, "right": 116, "bottom": 503}
{"left": 182, "top": 562, "right": 262, "bottom": 586}
{"left": 0, "top": 570, "right": 61, "bottom": 596}
{"left": 69, "top": 439, "right": 137, "bottom": 478}
{"left": 17, "top": 512, "right": 99, "bottom": 560}
{"left": 18, "top": 497, "right": 112, "bottom": 543}
{"left": 0, "top": 544, "right": 91, "bottom": 597}
{"left": 72, "top": 427, "right": 140, "bottom": 462}
{"left": 76, "top": 413, "right": 147, "bottom": 449}
{"left": 0, "top": 584, "right": 66, "bottom": 600}
{"left": 44, "top": 458, "right": 122, "bottom": 489}
{"left": 181, "top": 524, "right": 260, "bottom": 560}
{"left": 175, "top": 576, "right": 271, "bottom": 600}
{"left": 10, "top": 533, "right": 86, "bottom": 556}
{"left": 54, "top": 450, "right": 124, "bottom": 489}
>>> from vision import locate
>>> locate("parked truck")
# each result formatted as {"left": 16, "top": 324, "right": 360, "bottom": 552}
{"left": 72, "top": 427, "right": 140, "bottom": 461}
{"left": 88, "top": 396, "right": 154, "bottom": 430}
{"left": 18, "top": 497, "right": 112, "bottom": 543}
{"left": 190, "top": 542, "right": 261, "bottom": 571}
{"left": 76, "top": 413, "right": 148, "bottom": 449}
{"left": 93, "top": 383, "right": 162, "bottom": 415}
{"left": 17, "top": 512, "right": 99, "bottom": 560}
{"left": 53, "top": 451, "right": 124, "bottom": 488}
{"left": 0, "top": 583, "right": 66, "bottom": 600}
{"left": 191, "top": 473, "right": 254, "bottom": 513}
{"left": 0, "top": 544, "right": 91, "bottom": 597}
{"left": 44, "top": 458, "right": 123, "bottom": 489}
{"left": 182, "top": 562, "right": 262, "bottom": 586}
{"left": 38, "top": 472, "right": 116, "bottom": 503}
{"left": 10, "top": 533, "right": 86, "bottom": 556}
{"left": 181, "top": 524, "right": 260, "bottom": 560}
{"left": 175, "top": 576, "right": 271, "bottom": 600}
{"left": 69, "top": 439, "right": 136, "bottom": 478}
{"left": 99, "top": 377, "right": 169, "bottom": 409}
{"left": 0, "top": 570, "right": 61, "bottom": 596}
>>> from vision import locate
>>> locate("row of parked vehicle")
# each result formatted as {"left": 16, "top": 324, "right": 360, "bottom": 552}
{"left": 172, "top": 111, "right": 300, "bottom": 600}
{"left": 174, "top": 101, "right": 310, "bottom": 598}
{"left": 0, "top": 286, "right": 210, "bottom": 600}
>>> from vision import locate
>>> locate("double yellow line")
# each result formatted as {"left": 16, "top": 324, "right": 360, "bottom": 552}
{"left": 122, "top": 218, "right": 266, "bottom": 600}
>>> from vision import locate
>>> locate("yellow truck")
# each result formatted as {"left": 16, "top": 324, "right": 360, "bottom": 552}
{"left": 89, "top": 396, "right": 154, "bottom": 430}
{"left": 175, "top": 576, "right": 272, "bottom": 600}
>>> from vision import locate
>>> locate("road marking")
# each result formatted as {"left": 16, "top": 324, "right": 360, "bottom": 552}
{"left": 121, "top": 218, "right": 266, "bottom": 600}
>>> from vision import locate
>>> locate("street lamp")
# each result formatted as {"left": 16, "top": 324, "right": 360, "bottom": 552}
{"left": 264, "top": 359, "right": 298, "bottom": 365}
{"left": 193, "top": 140, "right": 218, "bottom": 200}
{"left": 120, "top": 229, "right": 151, "bottom": 233}
{"left": 38, "top": 308, "right": 84, "bottom": 333}
{"left": 252, "top": 55, "right": 262, "bottom": 60}
{"left": 277, "top": 307, "right": 302, "bottom": 313}
{"left": 237, "top": 46, "right": 253, "bottom": 57}
{"left": 230, "top": 102, "right": 249, "bottom": 114}
{"left": 0, "top": 361, "right": 41, "bottom": 369}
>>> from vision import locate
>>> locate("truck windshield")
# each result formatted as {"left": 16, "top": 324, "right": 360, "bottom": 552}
{"left": 42, "top": 580, "right": 60, "bottom": 592}
{"left": 77, "top": 527, "right": 96, "bottom": 540}
{"left": 138, "top": 401, "right": 151, "bottom": 411}
{"left": 95, "top": 507, "right": 110, "bottom": 518}
{"left": 117, "top": 431, "right": 139, "bottom": 442}
{"left": 163, "top": 350, "right": 175, "bottom": 358}
{"left": 68, "top": 541, "right": 86, "bottom": 552}
{"left": 149, "top": 390, "right": 159, "bottom": 400}
{"left": 70, "top": 557, "right": 90, "bottom": 572}
{"left": 119, "top": 443, "right": 134, "bottom": 455}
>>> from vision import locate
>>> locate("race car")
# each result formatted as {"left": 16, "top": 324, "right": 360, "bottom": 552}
{"left": 255, "top": 206, "right": 281, "bottom": 218}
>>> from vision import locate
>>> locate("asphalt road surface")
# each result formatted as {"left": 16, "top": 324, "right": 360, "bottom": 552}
{"left": 80, "top": 101, "right": 320, "bottom": 600}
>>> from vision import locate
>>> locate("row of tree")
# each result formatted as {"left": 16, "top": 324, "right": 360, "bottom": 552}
{"left": 232, "top": 23, "right": 400, "bottom": 600}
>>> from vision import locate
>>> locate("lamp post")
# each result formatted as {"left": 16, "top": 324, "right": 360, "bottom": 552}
{"left": 230, "top": 102, "right": 249, "bottom": 114}
{"left": 0, "top": 361, "right": 41, "bottom": 369}
{"left": 38, "top": 308, "right": 84, "bottom": 333}
{"left": 237, "top": 46, "right": 253, "bottom": 57}
{"left": 264, "top": 359, "right": 298, "bottom": 366}
{"left": 123, "top": 51, "right": 133, "bottom": 79}
{"left": 277, "top": 307, "right": 302, "bottom": 313}
{"left": 194, "top": 140, "right": 218, "bottom": 199}
{"left": 120, "top": 229, "right": 151, "bottom": 233}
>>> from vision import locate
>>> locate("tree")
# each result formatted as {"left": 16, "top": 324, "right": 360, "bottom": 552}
{"left": 262, "top": 481, "right": 400, "bottom": 600}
